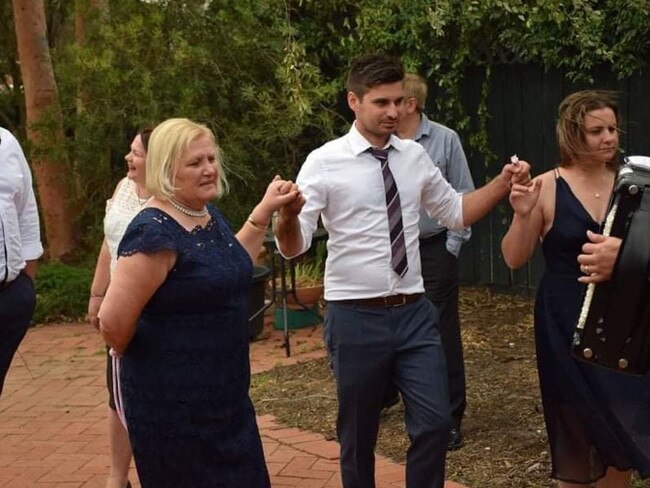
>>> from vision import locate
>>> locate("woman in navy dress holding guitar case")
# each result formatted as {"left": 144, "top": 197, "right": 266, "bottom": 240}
{"left": 502, "top": 91, "right": 650, "bottom": 487}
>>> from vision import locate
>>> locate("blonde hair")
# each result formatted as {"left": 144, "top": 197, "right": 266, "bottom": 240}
{"left": 145, "top": 118, "right": 228, "bottom": 199}
{"left": 556, "top": 90, "right": 620, "bottom": 168}
{"left": 403, "top": 73, "right": 427, "bottom": 112}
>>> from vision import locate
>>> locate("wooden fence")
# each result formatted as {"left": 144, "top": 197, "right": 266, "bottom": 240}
{"left": 451, "top": 64, "right": 650, "bottom": 293}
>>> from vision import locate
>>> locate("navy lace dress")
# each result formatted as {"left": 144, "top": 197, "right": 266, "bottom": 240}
{"left": 116, "top": 206, "right": 270, "bottom": 488}
{"left": 535, "top": 176, "right": 650, "bottom": 483}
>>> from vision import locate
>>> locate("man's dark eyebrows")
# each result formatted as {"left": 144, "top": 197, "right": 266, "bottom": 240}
{"left": 369, "top": 96, "right": 403, "bottom": 104}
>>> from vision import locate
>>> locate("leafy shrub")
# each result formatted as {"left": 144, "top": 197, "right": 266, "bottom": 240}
{"left": 33, "top": 262, "right": 93, "bottom": 324}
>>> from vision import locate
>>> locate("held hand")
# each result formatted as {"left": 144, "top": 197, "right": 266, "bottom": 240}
{"left": 258, "top": 175, "right": 304, "bottom": 219}
{"left": 577, "top": 231, "right": 622, "bottom": 284}
{"left": 509, "top": 178, "right": 542, "bottom": 217}
{"left": 501, "top": 159, "right": 532, "bottom": 189}
{"left": 280, "top": 189, "right": 305, "bottom": 218}
{"left": 87, "top": 296, "right": 102, "bottom": 331}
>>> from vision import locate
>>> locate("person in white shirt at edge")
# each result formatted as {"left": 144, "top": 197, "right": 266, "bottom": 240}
{"left": 274, "top": 53, "right": 532, "bottom": 488}
{"left": 0, "top": 127, "right": 44, "bottom": 398}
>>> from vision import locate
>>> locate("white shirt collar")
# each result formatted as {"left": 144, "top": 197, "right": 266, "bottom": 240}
{"left": 349, "top": 122, "right": 407, "bottom": 156}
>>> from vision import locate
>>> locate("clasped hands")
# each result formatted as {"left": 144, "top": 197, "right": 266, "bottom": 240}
{"left": 502, "top": 158, "right": 534, "bottom": 190}
{"left": 504, "top": 157, "right": 541, "bottom": 217}
{"left": 503, "top": 156, "right": 620, "bottom": 284}
{"left": 258, "top": 175, "right": 305, "bottom": 224}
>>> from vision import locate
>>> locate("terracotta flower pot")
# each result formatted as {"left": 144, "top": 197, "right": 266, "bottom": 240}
{"left": 284, "top": 284, "right": 324, "bottom": 310}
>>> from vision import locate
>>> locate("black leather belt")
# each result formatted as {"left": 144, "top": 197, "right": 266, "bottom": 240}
{"left": 334, "top": 293, "right": 423, "bottom": 308}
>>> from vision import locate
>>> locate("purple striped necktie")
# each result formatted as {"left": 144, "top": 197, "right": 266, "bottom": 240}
{"left": 370, "top": 147, "right": 408, "bottom": 278}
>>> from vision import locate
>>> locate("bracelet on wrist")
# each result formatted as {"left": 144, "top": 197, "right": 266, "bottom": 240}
{"left": 247, "top": 215, "right": 269, "bottom": 230}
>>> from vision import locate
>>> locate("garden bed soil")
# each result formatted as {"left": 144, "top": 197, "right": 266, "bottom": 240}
{"left": 250, "top": 287, "right": 648, "bottom": 488}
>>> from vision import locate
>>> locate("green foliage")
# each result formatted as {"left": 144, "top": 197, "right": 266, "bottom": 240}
{"left": 42, "top": 0, "right": 339, "bottom": 252}
{"left": 2, "top": 0, "right": 650, "bottom": 261}
{"left": 0, "top": 0, "right": 23, "bottom": 134}
{"left": 289, "top": 0, "right": 650, "bottom": 173}
{"left": 290, "top": 260, "right": 324, "bottom": 288}
{"left": 33, "top": 262, "right": 93, "bottom": 324}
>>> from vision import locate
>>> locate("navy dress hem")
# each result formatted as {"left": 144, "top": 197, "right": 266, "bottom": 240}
{"left": 535, "top": 177, "right": 650, "bottom": 483}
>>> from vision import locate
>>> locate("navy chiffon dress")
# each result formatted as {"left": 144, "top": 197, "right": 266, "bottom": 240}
{"left": 534, "top": 175, "right": 650, "bottom": 483}
{"left": 116, "top": 206, "right": 270, "bottom": 488}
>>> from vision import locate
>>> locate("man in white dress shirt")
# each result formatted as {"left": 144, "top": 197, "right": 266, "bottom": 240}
{"left": 275, "top": 54, "right": 530, "bottom": 488}
{"left": 0, "top": 127, "right": 43, "bottom": 397}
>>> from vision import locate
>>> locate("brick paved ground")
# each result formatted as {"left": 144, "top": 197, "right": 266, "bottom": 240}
{"left": 0, "top": 319, "right": 468, "bottom": 488}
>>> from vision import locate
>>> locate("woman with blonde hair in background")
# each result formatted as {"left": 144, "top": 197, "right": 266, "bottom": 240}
{"left": 98, "top": 118, "right": 304, "bottom": 487}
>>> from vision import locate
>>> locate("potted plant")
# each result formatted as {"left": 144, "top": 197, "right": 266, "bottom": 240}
{"left": 271, "top": 238, "right": 326, "bottom": 331}
{"left": 285, "top": 260, "right": 324, "bottom": 309}
{"left": 272, "top": 258, "right": 324, "bottom": 331}
{"left": 273, "top": 240, "right": 326, "bottom": 310}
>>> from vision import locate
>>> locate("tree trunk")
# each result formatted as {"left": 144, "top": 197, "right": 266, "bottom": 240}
{"left": 75, "top": 0, "right": 108, "bottom": 48}
{"left": 12, "top": 0, "right": 78, "bottom": 261}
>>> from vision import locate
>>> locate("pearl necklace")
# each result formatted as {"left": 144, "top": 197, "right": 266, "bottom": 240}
{"left": 168, "top": 197, "right": 209, "bottom": 218}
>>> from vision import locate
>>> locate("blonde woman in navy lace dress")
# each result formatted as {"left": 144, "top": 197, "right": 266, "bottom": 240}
{"left": 98, "top": 118, "right": 304, "bottom": 487}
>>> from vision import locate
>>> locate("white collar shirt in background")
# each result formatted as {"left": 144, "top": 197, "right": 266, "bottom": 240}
{"left": 0, "top": 127, "right": 44, "bottom": 284}
{"left": 281, "top": 123, "right": 463, "bottom": 301}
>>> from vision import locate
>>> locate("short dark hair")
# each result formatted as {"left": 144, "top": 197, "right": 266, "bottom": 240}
{"left": 138, "top": 127, "right": 154, "bottom": 152}
{"left": 346, "top": 53, "right": 404, "bottom": 99}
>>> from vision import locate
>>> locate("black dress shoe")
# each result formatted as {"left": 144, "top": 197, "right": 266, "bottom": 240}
{"left": 447, "top": 428, "right": 464, "bottom": 451}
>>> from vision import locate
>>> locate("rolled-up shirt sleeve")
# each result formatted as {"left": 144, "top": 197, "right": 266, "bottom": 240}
{"left": 275, "top": 153, "right": 324, "bottom": 259}
{"left": 1, "top": 129, "right": 43, "bottom": 268}
{"left": 444, "top": 131, "right": 474, "bottom": 256}
{"left": 19, "top": 166, "right": 43, "bottom": 261}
